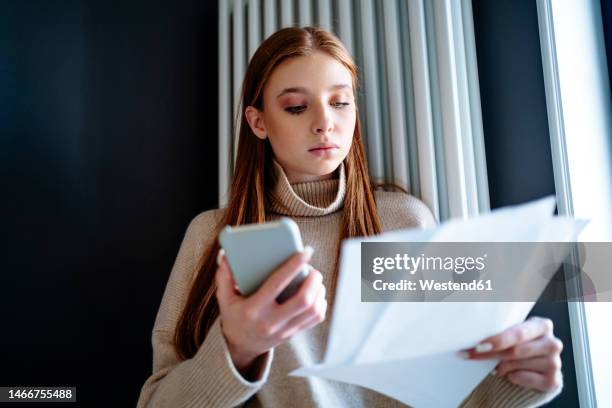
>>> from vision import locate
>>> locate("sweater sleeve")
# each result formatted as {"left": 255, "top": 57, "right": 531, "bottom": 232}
{"left": 136, "top": 211, "right": 274, "bottom": 408}
{"left": 459, "top": 372, "right": 563, "bottom": 408}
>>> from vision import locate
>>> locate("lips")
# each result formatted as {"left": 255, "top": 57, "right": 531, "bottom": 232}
{"left": 309, "top": 143, "right": 339, "bottom": 151}
{"left": 310, "top": 147, "right": 336, "bottom": 151}
{"left": 308, "top": 144, "right": 339, "bottom": 158}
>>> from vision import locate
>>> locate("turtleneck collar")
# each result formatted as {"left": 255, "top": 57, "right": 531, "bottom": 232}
{"left": 269, "top": 159, "right": 346, "bottom": 217}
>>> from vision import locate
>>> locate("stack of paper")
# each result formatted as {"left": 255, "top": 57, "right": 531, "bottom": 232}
{"left": 291, "top": 197, "right": 586, "bottom": 407}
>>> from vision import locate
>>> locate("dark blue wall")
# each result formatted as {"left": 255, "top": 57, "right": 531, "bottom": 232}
{"left": 0, "top": 1, "right": 218, "bottom": 405}
{"left": 472, "top": 0, "right": 579, "bottom": 406}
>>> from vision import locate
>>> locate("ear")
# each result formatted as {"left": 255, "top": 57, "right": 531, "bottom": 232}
{"left": 244, "top": 106, "right": 267, "bottom": 140}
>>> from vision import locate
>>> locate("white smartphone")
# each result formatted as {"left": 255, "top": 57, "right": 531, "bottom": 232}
{"left": 218, "top": 217, "right": 310, "bottom": 303}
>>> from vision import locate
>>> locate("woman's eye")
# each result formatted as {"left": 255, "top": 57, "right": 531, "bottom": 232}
{"left": 333, "top": 102, "right": 351, "bottom": 109}
{"left": 285, "top": 105, "right": 306, "bottom": 114}
{"left": 284, "top": 102, "right": 350, "bottom": 114}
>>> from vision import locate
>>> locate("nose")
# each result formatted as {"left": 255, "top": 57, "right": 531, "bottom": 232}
{"left": 311, "top": 103, "right": 334, "bottom": 136}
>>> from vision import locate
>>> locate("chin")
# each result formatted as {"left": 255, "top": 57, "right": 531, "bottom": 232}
{"left": 313, "top": 160, "right": 342, "bottom": 176}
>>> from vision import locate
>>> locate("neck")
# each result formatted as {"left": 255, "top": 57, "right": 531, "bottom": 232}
{"left": 269, "top": 159, "right": 346, "bottom": 217}
{"left": 283, "top": 166, "right": 339, "bottom": 184}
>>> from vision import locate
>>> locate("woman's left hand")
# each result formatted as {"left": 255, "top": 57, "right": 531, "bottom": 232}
{"left": 460, "top": 316, "right": 563, "bottom": 393}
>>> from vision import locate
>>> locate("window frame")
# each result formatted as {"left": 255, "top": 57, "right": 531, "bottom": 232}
{"left": 536, "top": 0, "right": 612, "bottom": 406}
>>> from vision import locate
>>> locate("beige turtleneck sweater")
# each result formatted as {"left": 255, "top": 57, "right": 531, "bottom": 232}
{"left": 137, "top": 161, "right": 562, "bottom": 407}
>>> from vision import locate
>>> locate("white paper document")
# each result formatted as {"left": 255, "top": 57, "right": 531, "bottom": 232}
{"left": 290, "top": 197, "right": 587, "bottom": 407}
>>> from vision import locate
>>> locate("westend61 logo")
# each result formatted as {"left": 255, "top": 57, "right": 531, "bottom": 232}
{"left": 371, "top": 253, "right": 487, "bottom": 275}
{"left": 369, "top": 252, "right": 492, "bottom": 294}
{"left": 361, "top": 242, "right": 612, "bottom": 302}
{"left": 364, "top": 245, "right": 494, "bottom": 296}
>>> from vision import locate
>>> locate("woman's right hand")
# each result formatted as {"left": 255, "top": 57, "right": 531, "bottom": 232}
{"left": 215, "top": 246, "right": 327, "bottom": 375}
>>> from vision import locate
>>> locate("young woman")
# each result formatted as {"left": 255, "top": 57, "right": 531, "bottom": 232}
{"left": 137, "top": 27, "right": 563, "bottom": 407}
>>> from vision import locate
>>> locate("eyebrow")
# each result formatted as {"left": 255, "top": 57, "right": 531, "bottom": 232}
{"left": 276, "top": 84, "right": 352, "bottom": 98}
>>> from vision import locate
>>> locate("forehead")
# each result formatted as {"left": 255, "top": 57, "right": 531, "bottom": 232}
{"left": 265, "top": 52, "right": 354, "bottom": 95}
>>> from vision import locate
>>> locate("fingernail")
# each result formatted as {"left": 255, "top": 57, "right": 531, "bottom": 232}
{"left": 216, "top": 248, "right": 225, "bottom": 265}
{"left": 456, "top": 351, "right": 470, "bottom": 359}
{"left": 303, "top": 245, "right": 314, "bottom": 260}
{"left": 475, "top": 342, "right": 493, "bottom": 353}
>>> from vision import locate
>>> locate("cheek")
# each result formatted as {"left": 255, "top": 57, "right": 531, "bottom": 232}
{"left": 266, "top": 126, "right": 299, "bottom": 158}
{"left": 336, "top": 111, "right": 356, "bottom": 138}
{"left": 336, "top": 105, "right": 356, "bottom": 123}
{"left": 267, "top": 111, "right": 307, "bottom": 134}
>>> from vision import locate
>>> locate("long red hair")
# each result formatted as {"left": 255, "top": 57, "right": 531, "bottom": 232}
{"left": 174, "top": 26, "right": 383, "bottom": 360}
